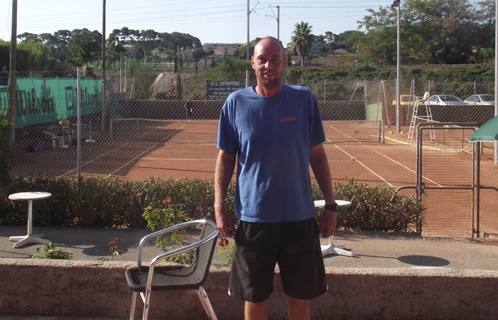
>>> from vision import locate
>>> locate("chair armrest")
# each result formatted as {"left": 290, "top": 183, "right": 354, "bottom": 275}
{"left": 149, "top": 227, "right": 218, "bottom": 269}
{"left": 137, "top": 219, "right": 218, "bottom": 267}
{"left": 43, "top": 131, "right": 58, "bottom": 138}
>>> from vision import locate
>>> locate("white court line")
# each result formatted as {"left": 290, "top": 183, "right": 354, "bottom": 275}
{"left": 107, "top": 143, "right": 164, "bottom": 176}
{"left": 58, "top": 123, "right": 188, "bottom": 178}
{"left": 57, "top": 141, "right": 134, "bottom": 178}
{"left": 107, "top": 123, "right": 188, "bottom": 176}
{"left": 334, "top": 144, "right": 394, "bottom": 187}
{"left": 326, "top": 123, "right": 443, "bottom": 188}
{"left": 327, "top": 123, "right": 392, "bottom": 186}
{"left": 327, "top": 124, "right": 355, "bottom": 140}
{"left": 364, "top": 145, "right": 443, "bottom": 188}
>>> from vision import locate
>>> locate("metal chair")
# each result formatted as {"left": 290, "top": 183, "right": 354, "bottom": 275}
{"left": 125, "top": 219, "right": 219, "bottom": 320}
{"left": 43, "top": 131, "right": 62, "bottom": 150}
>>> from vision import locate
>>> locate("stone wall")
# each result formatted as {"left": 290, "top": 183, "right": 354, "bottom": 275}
{"left": 1, "top": 259, "right": 498, "bottom": 320}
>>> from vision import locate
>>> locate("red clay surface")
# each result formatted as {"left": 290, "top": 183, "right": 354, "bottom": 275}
{"left": 11, "top": 120, "right": 498, "bottom": 238}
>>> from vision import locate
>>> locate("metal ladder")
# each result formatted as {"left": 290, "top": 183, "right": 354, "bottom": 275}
{"left": 407, "top": 92, "right": 436, "bottom": 143}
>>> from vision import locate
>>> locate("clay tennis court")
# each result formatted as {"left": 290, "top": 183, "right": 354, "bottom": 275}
{"left": 11, "top": 119, "right": 498, "bottom": 238}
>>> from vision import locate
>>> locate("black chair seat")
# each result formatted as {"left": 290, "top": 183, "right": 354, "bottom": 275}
{"left": 125, "top": 265, "right": 203, "bottom": 291}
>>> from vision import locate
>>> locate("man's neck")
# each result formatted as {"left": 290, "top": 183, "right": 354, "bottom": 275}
{"left": 254, "top": 83, "right": 283, "bottom": 97}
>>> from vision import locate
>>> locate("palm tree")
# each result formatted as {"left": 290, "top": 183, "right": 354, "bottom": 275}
{"left": 292, "top": 21, "right": 314, "bottom": 67}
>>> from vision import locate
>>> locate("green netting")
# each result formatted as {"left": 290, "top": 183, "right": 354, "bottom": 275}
{"left": 0, "top": 78, "right": 101, "bottom": 128}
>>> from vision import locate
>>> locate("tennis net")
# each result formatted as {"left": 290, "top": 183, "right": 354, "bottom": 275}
{"left": 109, "top": 118, "right": 219, "bottom": 144}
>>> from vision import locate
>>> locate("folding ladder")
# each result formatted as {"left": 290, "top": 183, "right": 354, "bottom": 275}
{"left": 407, "top": 92, "right": 436, "bottom": 143}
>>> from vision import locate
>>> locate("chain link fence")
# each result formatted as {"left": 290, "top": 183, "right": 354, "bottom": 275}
{"left": 2, "top": 68, "right": 495, "bottom": 181}
{"left": 2, "top": 67, "right": 497, "bottom": 237}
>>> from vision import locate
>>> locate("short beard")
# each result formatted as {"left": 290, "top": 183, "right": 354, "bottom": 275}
{"left": 258, "top": 74, "right": 281, "bottom": 90}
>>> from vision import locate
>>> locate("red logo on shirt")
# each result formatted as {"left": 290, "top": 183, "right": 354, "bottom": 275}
{"left": 279, "top": 117, "right": 296, "bottom": 122}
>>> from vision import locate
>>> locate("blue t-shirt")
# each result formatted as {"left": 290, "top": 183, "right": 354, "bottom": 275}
{"left": 217, "top": 84, "right": 326, "bottom": 223}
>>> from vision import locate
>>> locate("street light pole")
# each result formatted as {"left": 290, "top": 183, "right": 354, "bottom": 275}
{"left": 101, "top": 0, "right": 106, "bottom": 130}
{"left": 392, "top": 0, "right": 401, "bottom": 133}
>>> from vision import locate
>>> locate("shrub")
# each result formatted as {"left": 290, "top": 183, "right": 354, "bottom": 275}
{"left": 1, "top": 175, "right": 421, "bottom": 233}
{"left": 331, "top": 179, "right": 424, "bottom": 232}
{"left": 142, "top": 199, "right": 195, "bottom": 264}
{"left": 0, "top": 110, "right": 12, "bottom": 187}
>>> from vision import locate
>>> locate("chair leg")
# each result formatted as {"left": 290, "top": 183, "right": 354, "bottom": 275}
{"left": 129, "top": 291, "right": 138, "bottom": 320}
{"left": 142, "top": 289, "right": 152, "bottom": 320}
{"left": 197, "top": 286, "right": 218, "bottom": 320}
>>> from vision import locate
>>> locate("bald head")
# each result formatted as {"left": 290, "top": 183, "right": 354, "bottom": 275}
{"left": 253, "top": 37, "right": 285, "bottom": 58}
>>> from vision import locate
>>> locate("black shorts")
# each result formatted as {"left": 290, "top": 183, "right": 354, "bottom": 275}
{"left": 228, "top": 218, "right": 327, "bottom": 303}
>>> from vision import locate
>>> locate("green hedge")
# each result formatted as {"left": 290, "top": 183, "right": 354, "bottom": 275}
{"left": 1, "top": 176, "right": 423, "bottom": 233}
{"left": 0, "top": 176, "right": 234, "bottom": 228}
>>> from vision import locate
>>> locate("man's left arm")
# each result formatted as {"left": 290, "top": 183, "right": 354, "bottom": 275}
{"left": 310, "top": 143, "right": 337, "bottom": 238}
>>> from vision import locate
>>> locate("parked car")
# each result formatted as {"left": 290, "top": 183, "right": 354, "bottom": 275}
{"left": 392, "top": 93, "right": 430, "bottom": 106}
{"left": 424, "top": 95, "right": 467, "bottom": 106}
{"left": 464, "top": 94, "right": 495, "bottom": 106}
{"left": 392, "top": 95, "right": 416, "bottom": 106}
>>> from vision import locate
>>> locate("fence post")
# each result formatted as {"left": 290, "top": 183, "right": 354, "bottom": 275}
{"left": 77, "top": 67, "right": 82, "bottom": 180}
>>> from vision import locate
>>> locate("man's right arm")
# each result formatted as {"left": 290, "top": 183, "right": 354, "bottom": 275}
{"left": 214, "top": 149, "right": 236, "bottom": 237}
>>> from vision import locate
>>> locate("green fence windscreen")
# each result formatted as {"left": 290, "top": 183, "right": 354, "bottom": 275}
{"left": 0, "top": 78, "right": 102, "bottom": 128}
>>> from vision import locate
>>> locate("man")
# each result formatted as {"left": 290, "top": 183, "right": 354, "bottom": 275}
{"left": 214, "top": 36, "right": 337, "bottom": 320}
{"left": 184, "top": 98, "right": 193, "bottom": 123}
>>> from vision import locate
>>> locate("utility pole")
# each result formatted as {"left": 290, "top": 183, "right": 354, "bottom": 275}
{"left": 8, "top": 0, "right": 17, "bottom": 146}
{"left": 246, "top": 1, "right": 259, "bottom": 87}
{"left": 277, "top": 5, "right": 280, "bottom": 41}
{"left": 246, "top": 0, "right": 250, "bottom": 87}
{"left": 268, "top": 5, "right": 280, "bottom": 41}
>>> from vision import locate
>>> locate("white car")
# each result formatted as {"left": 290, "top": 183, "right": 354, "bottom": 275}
{"left": 424, "top": 95, "right": 467, "bottom": 106}
{"left": 464, "top": 94, "right": 495, "bottom": 106}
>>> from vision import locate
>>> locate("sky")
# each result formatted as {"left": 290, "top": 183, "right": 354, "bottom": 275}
{"left": 0, "top": 0, "right": 399, "bottom": 46}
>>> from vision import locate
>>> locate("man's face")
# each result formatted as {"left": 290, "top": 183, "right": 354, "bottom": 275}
{"left": 251, "top": 39, "right": 286, "bottom": 90}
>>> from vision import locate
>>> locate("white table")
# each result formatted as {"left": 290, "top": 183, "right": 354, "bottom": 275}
{"left": 314, "top": 199, "right": 353, "bottom": 257}
{"left": 8, "top": 192, "right": 52, "bottom": 248}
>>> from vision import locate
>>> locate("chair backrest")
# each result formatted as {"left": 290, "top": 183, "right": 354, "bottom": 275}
{"left": 143, "top": 219, "right": 219, "bottom": 287}
{"left": 190, "top": 219, "right": 218, "bottom": 285}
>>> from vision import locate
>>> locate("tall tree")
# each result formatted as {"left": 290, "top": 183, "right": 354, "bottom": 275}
{"left": 333, "top": 31, "right": 365, "bottom": 53}
{"left": 67, "top": 29, "right": 101, "bottom": 67}
{"left": 470, "top": 0, "right": 496, "bottom": 62}
{"left": 0, "top": 40, "right": 10, "bottom": 71}
{"left": 292, "top": 21, "right": 314, "bottom": 66}
{"left": 358, "top": 0, "right": 481, "bottom": 65}
{"left": 357, "top": 5, "right": 398, "bottom": 65}
{"left": 52, "top": 29, "right": 72, "bottom": 63}
{"left": 17, "top": 32, "right": 38, "bottom": 42}
{"left": 106, "top": 34, "right": 126, "bottom": 63}
{"left": 17, "top": 40, "right": 57, "bottom": 71}
{"left": 407, "top": 0, "right": 475, "bottom": 64}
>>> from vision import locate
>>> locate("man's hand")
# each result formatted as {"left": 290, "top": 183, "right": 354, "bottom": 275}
{"left": 320, "top": 209, "right": 337, "bottom": 238}
{"left": 215, "top": 207, "right": 236, "bottom": 238}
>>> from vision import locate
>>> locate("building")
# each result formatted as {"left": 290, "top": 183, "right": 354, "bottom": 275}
{"left": 122, "top": 44, "right": 137, "bottom": 58}
{"left": 151, "top": 47, "right": 168, "bottom": 58}
{"left": 202, "top": 43, "right": 244, "bottom": 57}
